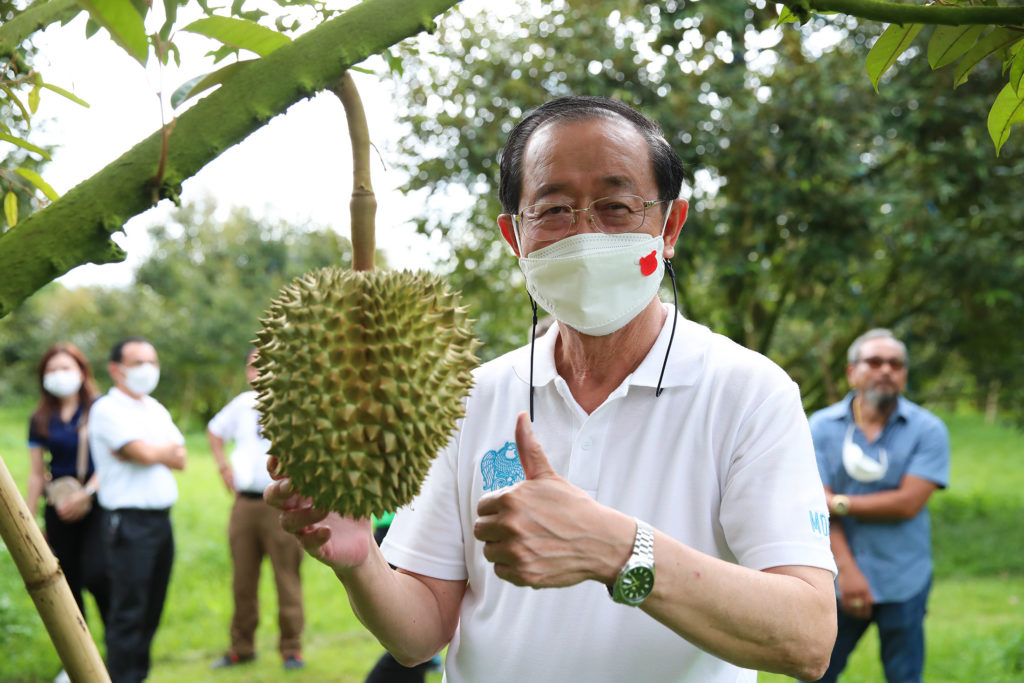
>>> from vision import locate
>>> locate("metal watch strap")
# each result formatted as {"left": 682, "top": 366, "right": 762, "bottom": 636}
{"left": 607, "top": 518, "right": 655, "bottom": 602}
{"left": 633, "top": 519, "right": 654, "bottom": 563}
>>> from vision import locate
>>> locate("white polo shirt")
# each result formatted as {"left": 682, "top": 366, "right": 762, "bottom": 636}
{"left": 383, "top": 305, "right": 836, "bottom": 683}
{"left": 90, "top": 387, "right": 184, "bottom": 510}
{"left": 207, "top": 390, "right": 273, "bottom": 494}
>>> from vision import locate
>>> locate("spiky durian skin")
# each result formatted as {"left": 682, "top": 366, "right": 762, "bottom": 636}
{"left": 252, "top": 267, "right": 480, "bottom": 519}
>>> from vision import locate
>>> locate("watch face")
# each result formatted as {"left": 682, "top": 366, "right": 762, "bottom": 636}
{"left": 619, "top": 566, "right": 655, "bottom": 604}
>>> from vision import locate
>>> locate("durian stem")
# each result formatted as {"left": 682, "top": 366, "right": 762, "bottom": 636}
{"left": 333, "top": 72, "right": 377, "bottom": 272}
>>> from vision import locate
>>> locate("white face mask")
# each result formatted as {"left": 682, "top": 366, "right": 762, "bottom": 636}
{"left": 518, "top": 232, "right": 665, "bottom": 336}
{"left": 43, "top": 370, "right": 83, "bottom": 398}
{"left": 842, "top": 423, "right": 888, "bottom": 482}
{"left": 122, "top": 362, "right": 160, "bottom": 396}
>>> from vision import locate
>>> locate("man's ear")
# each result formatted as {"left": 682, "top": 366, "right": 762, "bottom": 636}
{"left": 498, "top": 214, "right": 522, "bottom": 257}
{"left": 662, "top": 199, "right": 689, "bottom": 260}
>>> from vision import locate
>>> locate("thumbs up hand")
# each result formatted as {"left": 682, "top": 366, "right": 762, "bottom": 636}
{"left": 514, "top": 410, "right": 557, "bottom": 481}
{"left": 474, "top": 412, "right": 633, "bottom": 589}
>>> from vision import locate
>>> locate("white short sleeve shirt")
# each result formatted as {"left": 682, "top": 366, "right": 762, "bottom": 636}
{"left": 89, "top": 387, "right": 184, "bottom": 510}
{"left": 207, "top": 390, "right": 273, "bottom": 493}
{"left": 383, "top": 306, "right": 836, "bottom": 683}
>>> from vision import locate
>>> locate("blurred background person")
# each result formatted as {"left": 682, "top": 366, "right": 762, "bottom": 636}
{"left": 809, "top": 329, "right": 950, "bottom": 683}
{"left": 26, "top": 342, "right": 110, "bottom": 624}
{"left": 208, "top": 349, "right": 305, "bottom": 671}
{"left": 27, "top": 342, "right": 110, "bottom": 683}
{"left": 90, "top": 336, "right": 187, "bottom": 683}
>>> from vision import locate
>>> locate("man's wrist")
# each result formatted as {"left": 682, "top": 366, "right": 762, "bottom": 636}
{"left": 831, "top": 494, "right": 851, "bottom": 516}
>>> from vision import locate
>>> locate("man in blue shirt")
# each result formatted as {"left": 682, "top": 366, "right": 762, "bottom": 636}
{"left": 809, "top": 329, "right": 950, "bottom": 683}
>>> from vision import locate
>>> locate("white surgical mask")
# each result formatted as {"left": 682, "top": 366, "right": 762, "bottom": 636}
{"left": 842, "top": 423, "right": 888, "bottom": 482}
{"left": 122, "top": 362, "right": 160, "bottom": 396}
{"left": 518, "top": 232, "right": 665, "bottom": 336}
{"left": 43, "top": 370, "right": 83, "bottom": 398}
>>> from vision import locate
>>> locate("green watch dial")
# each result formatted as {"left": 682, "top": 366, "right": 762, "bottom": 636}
{"left": 618, "top": 566, "right": 654, "bottom": 604}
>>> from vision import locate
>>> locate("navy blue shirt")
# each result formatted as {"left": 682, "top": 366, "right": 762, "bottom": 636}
{"left": 27, "top": 406, "right": 96, "bottom": 481}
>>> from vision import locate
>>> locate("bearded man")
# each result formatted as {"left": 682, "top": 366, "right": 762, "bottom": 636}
{"left": 809, "top": 328, "right": 950, "bottom": 683}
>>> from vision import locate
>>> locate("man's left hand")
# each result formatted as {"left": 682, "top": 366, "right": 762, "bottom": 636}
{"left": 473, "top": 411, "right": 633, "bottom": 589}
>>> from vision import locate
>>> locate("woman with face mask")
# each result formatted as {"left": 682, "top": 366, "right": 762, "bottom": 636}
{"left": 27, "top": 343, "right": 110, "bottom": 651}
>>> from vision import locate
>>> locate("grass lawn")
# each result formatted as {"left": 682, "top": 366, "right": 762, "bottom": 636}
{"left": 1, "top": 405, "right": 1021, "bottom": 681}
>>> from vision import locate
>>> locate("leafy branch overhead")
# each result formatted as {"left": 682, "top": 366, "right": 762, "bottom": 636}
{"left": 779, "top": 0, "right": 1024, "bottom": 154}
{"left": 0, "top": 0, "right": 461, "bottom": 318}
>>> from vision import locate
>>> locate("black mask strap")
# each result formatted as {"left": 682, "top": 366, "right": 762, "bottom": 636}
{"left": 529, "top": 296, "right": 538, "bottom": 422}
{"left": 656, "top": 258, "right": 678, "bottom": 397}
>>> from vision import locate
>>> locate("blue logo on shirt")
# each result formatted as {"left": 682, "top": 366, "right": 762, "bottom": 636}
{"left": 809, "top": 510, "right": 830, "bottom": 537}
{"left": 481, "top": 441, "right": 524, "bottom": 491}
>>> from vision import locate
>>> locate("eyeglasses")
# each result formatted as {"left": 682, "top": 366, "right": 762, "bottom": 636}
{"left": 513, "top": 195, "right": 666, "bottom": 243}
{"left": 857, "top": 356, "right": 906, "bottom": 371}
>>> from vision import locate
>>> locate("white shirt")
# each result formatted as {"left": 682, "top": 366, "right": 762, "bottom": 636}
{"left": 383, "top": 305, "right": 836, "bottom": 683}
{"left": 90, "top": 387, "right": 184, "bottom": 510}
{"left": 207, "top": 390, "right": 272, "bottom": 493}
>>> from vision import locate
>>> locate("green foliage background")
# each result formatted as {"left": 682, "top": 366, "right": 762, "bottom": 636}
{"left": 386, "top": 0, "right": 1024, "bottom": 421}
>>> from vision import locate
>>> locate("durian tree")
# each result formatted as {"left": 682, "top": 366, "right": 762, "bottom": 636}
{"left": 0, "top": 0, "right": 463, "bottom": 319}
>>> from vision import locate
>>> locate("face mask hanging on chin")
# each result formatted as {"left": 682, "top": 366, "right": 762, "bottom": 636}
{"left": 518, "top": 232, "right": 666, "bottom": 336}
{"left": 842, "top": 422, "right": 889, "bottom": 482}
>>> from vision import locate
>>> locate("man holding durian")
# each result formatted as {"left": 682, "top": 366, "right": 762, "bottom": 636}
{"left": 267, "top": 96, "right": 838, "bottom": 682}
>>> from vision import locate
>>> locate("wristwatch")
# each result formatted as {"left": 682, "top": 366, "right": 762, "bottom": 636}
{"left": 609, "top": 518, "right": 655, "bottom": 606}
{"left": 831, "top": 494, "right": 851, "bottom": 516}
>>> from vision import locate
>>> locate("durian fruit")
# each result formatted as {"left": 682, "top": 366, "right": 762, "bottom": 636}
{"left": 252, "top": 266, "right": 480, "bottom": 519}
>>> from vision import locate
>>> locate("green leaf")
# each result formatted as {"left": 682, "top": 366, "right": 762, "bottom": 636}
{"left": 75, "top": 0, "right": 149, "bottom": 63}
{"left": 927, "top": 25, "right": 985, "bottom": 70}
{"left": 1, "top": 85, "right": 32, "bottom": 125}
{"left": 0, "top": 132, "right": 51, "bottom": 160}
{"left": 775, "top": 7, "right": 800, "bottom": 26}
{"left": 988, "top": 82, "right": 1024, "bottom": 156}
{"left": 14, "top": 168, "right": 61, "bottom": 202}
{"left": 182, "top": 16, "right": 291, "bottom": 57}
{"left": 28, "top": 84, "right": 40, "bottom": 113}
{"left": 170, "top": 60, "right": 254, "bottom": 109}
{"left": 160, "top": 0, "right": 183, "bottom": 40}
{"left": 4, "top": 191, "right": 17, "bottom": 228}
{"left": 40, "top": 82, "right": 90, "bottom": 108}
{"left": 954, "top": 28, "right": 1022, "bottom": 88}
{"left": 866, "top": 23, "right": 924, "bottom": 92}
{"left": 1010, "top": 51, "right": 1024, "bottom": 96}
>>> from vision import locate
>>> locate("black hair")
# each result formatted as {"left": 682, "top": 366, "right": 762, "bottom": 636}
{"left": 110, "top": 336, "right": 152, "bottom": 363}
{"left": 498, "top": 95, "right": 686, "bottom": 215}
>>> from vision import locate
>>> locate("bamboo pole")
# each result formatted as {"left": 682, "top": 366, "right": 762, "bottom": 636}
{"left": 332, "top": 71, "right": 377, "bottom": 272}
{"left": 0, "top": 454, "right": 110, "bottom": 682}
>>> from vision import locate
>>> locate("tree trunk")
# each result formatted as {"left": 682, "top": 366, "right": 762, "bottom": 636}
{"left": 0, "top": 456, "right": 110, "bottom": 682}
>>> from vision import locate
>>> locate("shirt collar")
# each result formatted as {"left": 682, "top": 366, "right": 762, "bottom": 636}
{"left": 512, "top": 304, "right": 709, "bottom": 390}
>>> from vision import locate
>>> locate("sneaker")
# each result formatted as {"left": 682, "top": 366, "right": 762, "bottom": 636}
{"left": 211, "top": 652, "right": 256, "bottom": 669}
{"left": 283, "top": 654, "right": 305, "bottom": 670}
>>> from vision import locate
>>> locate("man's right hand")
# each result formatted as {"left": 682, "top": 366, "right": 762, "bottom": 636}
{"left": 264, "top": 457, "right": 373, "bottom": 571}
{"left": 837, "top": 564, "right": 874, "bottom": 619}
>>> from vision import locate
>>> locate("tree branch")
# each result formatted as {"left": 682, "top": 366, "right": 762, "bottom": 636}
{"left": 786, "top": 0, "right": 1024, "bottom": 26}
{"left": 0, "top": 0, "right": 461, "bottom": 318}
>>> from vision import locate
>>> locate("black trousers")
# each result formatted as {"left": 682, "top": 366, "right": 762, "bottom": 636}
{"left": 101, "top": 507, "right": 174, "bottom": 683}
{"left": 45, "top": 503, "right": 110, "bottom": 625}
